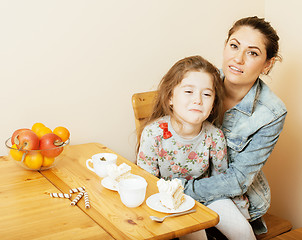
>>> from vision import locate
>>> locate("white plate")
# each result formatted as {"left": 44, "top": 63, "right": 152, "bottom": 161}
{"left": 146, "top": 193, "right": 195, "bottom": 214}
{"left": 101, "top": 174, "right": 145, "bottom": 191}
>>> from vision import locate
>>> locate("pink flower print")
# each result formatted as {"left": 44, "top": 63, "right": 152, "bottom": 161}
{"left": 146, "top": 160, "right": 151, "bottom": 166}
{"left": 174, "top": 150, "right": 178, "bottom": 154}
{"left": 152, "top": 157, "right": 156, "bottom": 161}
{"left": 170, "top": 161, "right": 175, "bottom": 165}
{"left": 172, "top": 165, "right": 180, "bottom": 173}
{"left": 156, "top": 136, "right": 161, "bottom": 142}
{"left": 212, "top": 141, "right": 216, "bottom": 149}
{"left": 210, "top": 150, "right": 217, "bottom": 156}
{"left": 206, "top": 137, "right": 212, "bottom": 147}
{"left": 152, "top": 166, "right": 157, "bottom": 170}
{"left": 204, "top": 151, "right": 208, "bottom": 156}
{"left": 188, "top": 151, "right": 198, "bottom": 160}
{"left": 139, "top": 152, "right": 146, "bottom": 161}
{"left": 158, "top": 148, "right": 167, "bottom": 157}
{"left": 177, "top": 143, "right": 183, "bottom": 148}
{"left": 217, "top": 150, "right": 225, "bottom": 160}
{"left": 166, "top": 155, "right": 172, "bottom": 160}
{"left": 202, "top": 164, "right": 207, "bottom": 168}
{"left": 197, "top": 157, "right": 203, "bottom": 163}
{"left": 181, "top": 168, "right": 188, "bottom": 174}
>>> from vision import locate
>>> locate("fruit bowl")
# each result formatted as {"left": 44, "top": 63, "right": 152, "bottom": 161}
{"left": 5, "top": 137, "right": 70, "bottom": 171}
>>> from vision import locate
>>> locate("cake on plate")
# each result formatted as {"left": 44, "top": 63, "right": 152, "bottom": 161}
{"left": 107, "top": 163, "right": 131, "bottom": 184}
{"left": 157, "top": 178, "right": 185, "bottom": 210}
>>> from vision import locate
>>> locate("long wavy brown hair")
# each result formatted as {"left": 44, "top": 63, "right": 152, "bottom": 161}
{"left": 136, "top": 55, "right": 224, "bottom": 153}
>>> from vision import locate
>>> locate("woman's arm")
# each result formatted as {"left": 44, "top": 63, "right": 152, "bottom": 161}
{"left": 183, "top": 113, "right": 287, "bottom": 204}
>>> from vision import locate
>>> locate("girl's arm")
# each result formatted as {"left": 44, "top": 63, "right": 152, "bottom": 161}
{"left": 136, "top": 127, "right": 160, "bottom": 177}
{"left": 183, "top": 113, "right": 286, "bottom": 204}
{"left": 210, "top": 128, "right": 228, "bottom": 176}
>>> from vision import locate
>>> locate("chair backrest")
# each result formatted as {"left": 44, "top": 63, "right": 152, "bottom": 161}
{"left": 131, "top": 91, "right": 157, "bottom": 138}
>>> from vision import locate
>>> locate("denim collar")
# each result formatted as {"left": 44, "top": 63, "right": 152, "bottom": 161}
{"left": 232, "top": 78, "right": 260, "bottom": 116}
{"left": 220, "top": 69, "right": 261, "bottom": 116}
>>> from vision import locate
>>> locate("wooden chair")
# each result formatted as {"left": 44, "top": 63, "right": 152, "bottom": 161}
{"left": 131, "top": 91, "right": 292, "bottom": 239}
{"left": 271, "top": 227, "right": 302, "bottom": 240}
{"left": 257, "top": 214, "right": 292, "bottom": 240}
{"left": 131, "top": 90, "right": 158, "bottom": 139}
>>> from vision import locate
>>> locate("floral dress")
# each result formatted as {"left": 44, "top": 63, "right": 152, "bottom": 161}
{"left": 137, "top": 116, "right": 227, "bottom": 180}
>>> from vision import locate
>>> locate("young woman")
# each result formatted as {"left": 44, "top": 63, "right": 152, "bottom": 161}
{"left": 182, "top": 16, "right": 287, "bottom": 239}
{"left": 136, "top": 55, "right": 253, "bottom": 239}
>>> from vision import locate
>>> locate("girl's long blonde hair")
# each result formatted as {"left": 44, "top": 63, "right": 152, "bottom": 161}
{"left": 136, "top": 55, "right": 224, "bottom": 153}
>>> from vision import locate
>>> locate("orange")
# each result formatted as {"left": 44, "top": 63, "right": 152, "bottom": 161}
{"left": 24, "top": 152, "right": 43, "bottom": 170}
{"left": 10, "top": 144, "right": 24, "bottom": 161}
{"left": 32, "top": 123, "right": 45, "bottom": 135}
{"left": 36, "top": 126, "right": 52, "bottom": 139}
{"left": 53, "top": 126, "right": 70, "bottom": 142}
{"left": 42, "top": 156, "right": 55, "bottom": 167}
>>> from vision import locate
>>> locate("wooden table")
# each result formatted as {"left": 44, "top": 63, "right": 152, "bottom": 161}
{"left": 0, "top": 142, "right": 219, "bottom": 240}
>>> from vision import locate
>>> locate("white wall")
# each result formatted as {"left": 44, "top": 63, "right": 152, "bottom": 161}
{"left": 263, "top": 0, "right": 302, "bottom": 230}
{"left": 0, "top": 0, "right": 263, "bottom": 162}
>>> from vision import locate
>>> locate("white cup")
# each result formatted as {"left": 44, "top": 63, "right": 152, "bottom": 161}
{"left": 86, "top": 153, "right": 117, "bottom": 178}
{"left": 118, "top": 177, "right": 148, "bottom": 208}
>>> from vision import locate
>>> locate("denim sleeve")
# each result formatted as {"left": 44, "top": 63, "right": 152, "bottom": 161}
{"left": 183, "top": 113, "right": 287, "bottom": 204}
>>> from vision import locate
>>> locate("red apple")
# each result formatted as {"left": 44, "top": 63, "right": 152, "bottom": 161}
{"left": 40, "top": 133, "right": 64, "bottom": 158}
{"left": 15, "top": 129, "right": 39, "bottom": 150}
{"left": 11, "top": 128, "right": 30, "bottom": 145}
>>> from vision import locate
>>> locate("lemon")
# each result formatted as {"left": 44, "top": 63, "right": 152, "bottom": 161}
{"left": 53, "top": 126, "right": 70, "bottom": 142}
{"left": 36, "top": 127, "right": 52, "bottom": 139}
{"left": 42, "top": 156, "right": 55, "bottom": 167}
{"left": 10, "top": 144, "right": 24, "bottom": 161}
{"left": 24, "top": 152, "right": 43, "bottom": 170}
{"left": 32, "top": 123, "right": 45, "bottom": 134}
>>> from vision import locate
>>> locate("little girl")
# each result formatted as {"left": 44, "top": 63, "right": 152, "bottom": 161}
{"left": 136, "top": 56, "right": 255, "bottom": 240}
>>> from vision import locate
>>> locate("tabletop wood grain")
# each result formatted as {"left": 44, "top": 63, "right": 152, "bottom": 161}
{"left": 0, "top": 156, "right": 113, "bottom": 240}
{"left": 39, "top": 142, "right": 219, "bottom": 240}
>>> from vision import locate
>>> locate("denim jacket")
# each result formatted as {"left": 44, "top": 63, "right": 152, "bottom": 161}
{"left": 182, "top": 78, "right": 287, "bottom": 229}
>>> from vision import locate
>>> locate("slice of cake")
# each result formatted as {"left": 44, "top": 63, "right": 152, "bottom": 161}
{"left": 157, "top": 178, "right": 185, "bottom": 210}
{"left": 107, "top": 163, "right": 131, "bottom": 184}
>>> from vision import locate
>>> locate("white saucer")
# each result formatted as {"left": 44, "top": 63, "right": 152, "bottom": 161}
{"left": 101, "top": 174, "right": 145, "bottom": 191}
{"left": 146, "top": 193, "right": 195, "bottom": 213}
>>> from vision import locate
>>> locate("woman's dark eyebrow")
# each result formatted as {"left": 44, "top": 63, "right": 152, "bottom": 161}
{"left": 230, "top": 38, "right": 262, "bottom": 54}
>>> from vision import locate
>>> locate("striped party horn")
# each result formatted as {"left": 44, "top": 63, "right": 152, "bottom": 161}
{"left": 70, "top": 191, "right": 85, "bottom": 206}
{"left": 50, "top": 192, "right": 72, "bottom": 199}
{"left": 69, "top": 186, "right": 85, "bottom": 194}
{"left": 84, "top": 191, "right": 90, "bottom": 209}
